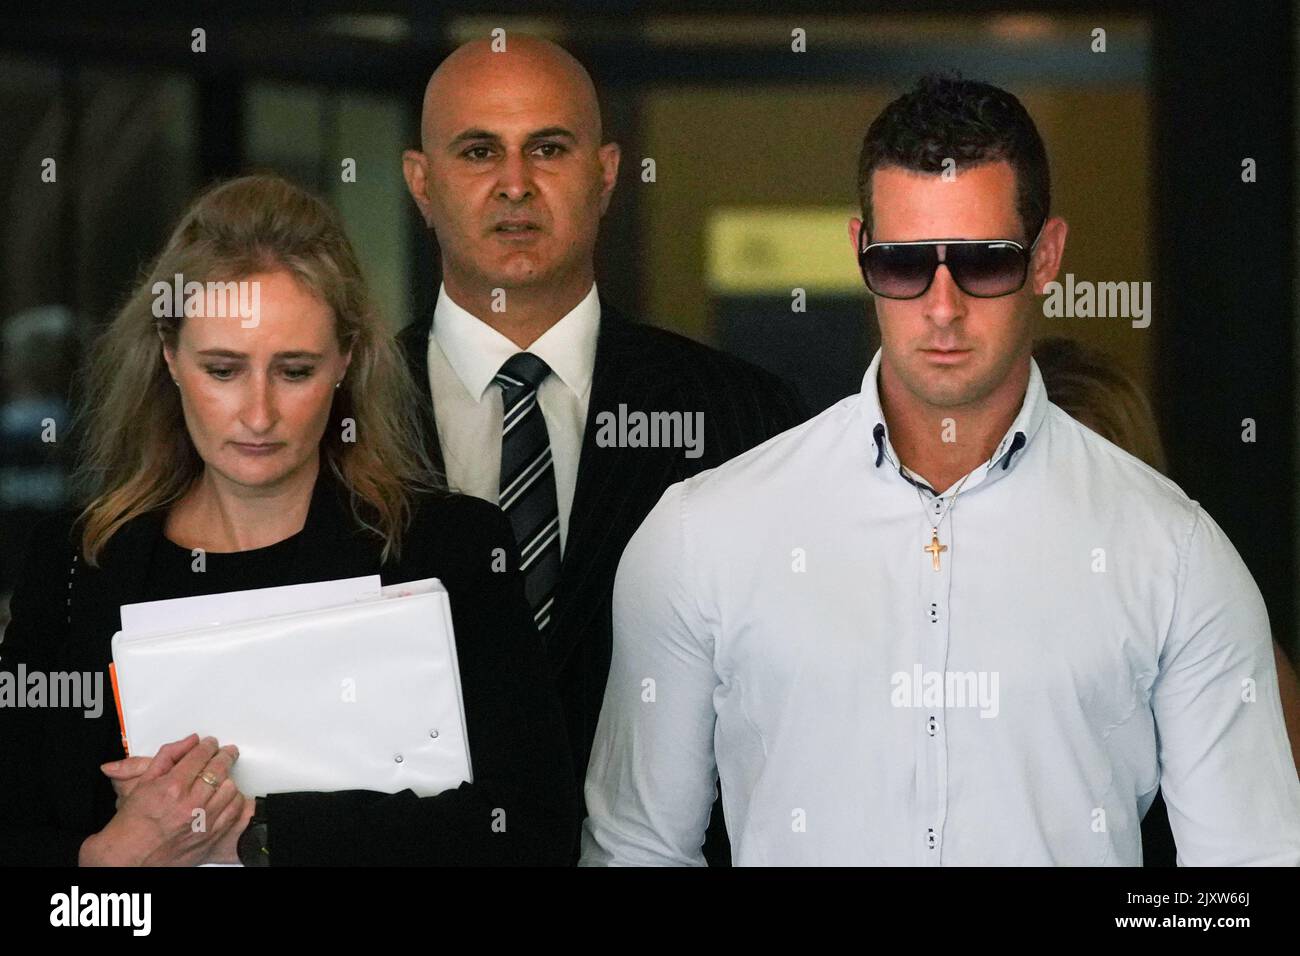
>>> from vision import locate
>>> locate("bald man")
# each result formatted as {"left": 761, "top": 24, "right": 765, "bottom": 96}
{"left": 396, "top": 36, "right": 807, "bottom": 863}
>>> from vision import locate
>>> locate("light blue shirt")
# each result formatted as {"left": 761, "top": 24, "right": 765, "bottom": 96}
{"left": 581, "top": 349, "right": 1300, "bottom": 865}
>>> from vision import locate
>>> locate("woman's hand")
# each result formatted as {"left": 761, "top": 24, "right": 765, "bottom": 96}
{"left": 80, "top": 733, "right": 249, "bottom": 866}
{"left": 101, "top": 734, "right": 205, "bottom": 809}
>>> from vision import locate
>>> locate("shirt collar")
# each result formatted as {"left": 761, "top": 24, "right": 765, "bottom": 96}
{"left": 431, "top": 282, "right": 601, "bottom": 402}
{"left": 860, "top": 348, "right": 1047, "bottom": 492}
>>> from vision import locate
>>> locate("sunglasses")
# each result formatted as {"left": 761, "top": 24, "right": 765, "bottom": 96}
{"left": 858, "top": 220, "right": 1045, "bottom": 300}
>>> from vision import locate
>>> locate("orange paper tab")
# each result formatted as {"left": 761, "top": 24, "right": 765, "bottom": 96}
{"left": 108, "top": 663, "right": 129, "bottom": 756}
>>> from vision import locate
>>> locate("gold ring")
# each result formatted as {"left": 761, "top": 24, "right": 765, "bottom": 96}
{"left": 200, "top": 770, "right": 220, "bottom": 787}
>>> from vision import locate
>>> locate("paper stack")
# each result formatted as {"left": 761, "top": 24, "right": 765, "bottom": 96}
{"left": 110, "top": 576, "right": 473, "bottom": 799}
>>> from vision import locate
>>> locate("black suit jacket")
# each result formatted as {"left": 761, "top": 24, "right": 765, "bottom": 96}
{"left": 0, "top": 469, "right": 578, "bottom": 865}
{"left": 397, "top": 300, "right": 808, "bottom": 854}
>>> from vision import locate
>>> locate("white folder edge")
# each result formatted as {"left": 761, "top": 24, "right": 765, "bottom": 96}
{"left": 375, "top": 577, "right": 474, "bottom": 784}
{"left": 118, "top": 574, "right": 383, "bottom": 638}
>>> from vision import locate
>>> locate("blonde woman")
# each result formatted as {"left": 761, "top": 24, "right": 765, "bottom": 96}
{"left": 0, "top": 174, "right": 576, "bottom": 866}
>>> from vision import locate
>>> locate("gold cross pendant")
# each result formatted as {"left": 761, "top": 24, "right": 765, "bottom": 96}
{"left": 924, "top": 528, "right": 948, "bottom": 571}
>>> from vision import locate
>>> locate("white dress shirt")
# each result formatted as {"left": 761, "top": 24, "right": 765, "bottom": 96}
{"left": 426, "top": 282, "right": 600, "bottom": 554}
{"left": 581, "top": 348, "right": 1300, "bottom": 866}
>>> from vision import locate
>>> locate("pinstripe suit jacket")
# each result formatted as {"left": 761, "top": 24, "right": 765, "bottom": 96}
{"left": 397, "top": 300, "right": 808, "bottom": 809}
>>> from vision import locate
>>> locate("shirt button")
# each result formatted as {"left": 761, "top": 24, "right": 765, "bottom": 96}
{"left": 927, "top": 827, "right": 936, "bottom": 850}
{"left": 928, "top": 715, "right": 937, "bottom": 736}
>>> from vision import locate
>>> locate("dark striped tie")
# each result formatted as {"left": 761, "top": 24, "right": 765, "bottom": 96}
{"left": 494, "top": 352, "right": 561, "bottom": 640}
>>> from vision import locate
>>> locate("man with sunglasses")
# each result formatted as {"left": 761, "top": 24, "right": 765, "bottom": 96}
{"left": 582, "top": 75, "right": 1300, "bottom": 865}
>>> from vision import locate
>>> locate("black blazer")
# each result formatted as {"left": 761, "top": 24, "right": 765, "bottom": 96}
{"left": 0, "top": 468, "right": 578, "bottom": 866}
{"left": 397, "top": 301, "right": 808, "bottom": 805}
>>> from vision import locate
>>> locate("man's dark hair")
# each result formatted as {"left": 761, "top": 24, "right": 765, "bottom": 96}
{"left": 856, "top": 74, "right": 1050, "bottom": 241}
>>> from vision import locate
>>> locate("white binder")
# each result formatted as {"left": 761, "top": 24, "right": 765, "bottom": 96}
{"left": 110, "top": 577, "right": 473, "bottom": 799}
